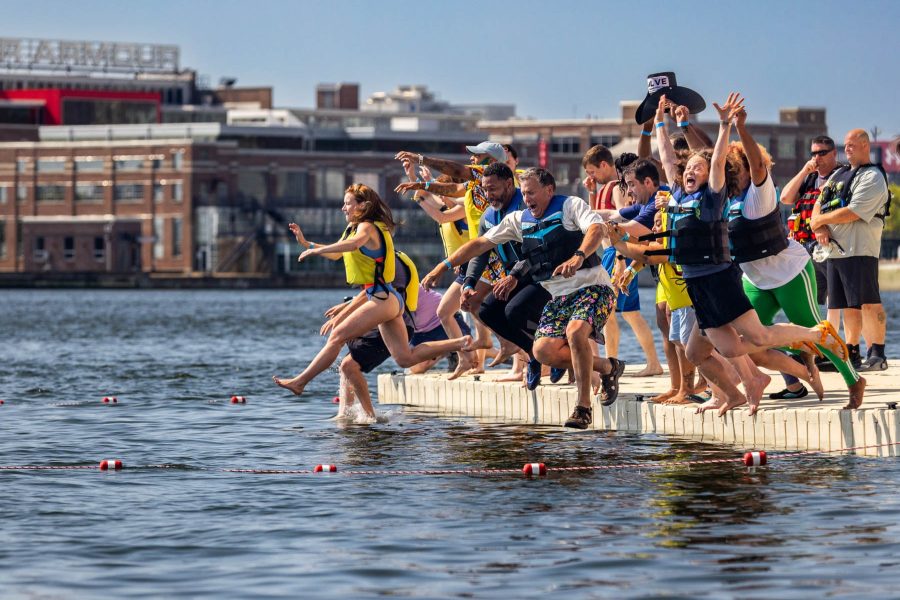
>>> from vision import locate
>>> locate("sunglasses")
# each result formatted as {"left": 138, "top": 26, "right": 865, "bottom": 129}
{"left": 810, "top": 149, "right": 833, "bottom": 157}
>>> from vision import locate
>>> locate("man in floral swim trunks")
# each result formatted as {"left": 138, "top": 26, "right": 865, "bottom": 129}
{"left": 422, "top": 168, "right": 624, "bottom": 429}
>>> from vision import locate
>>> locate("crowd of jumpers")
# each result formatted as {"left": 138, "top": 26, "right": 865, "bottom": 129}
{"left": 273, "top": 72, "right": 892, "bottom": 429}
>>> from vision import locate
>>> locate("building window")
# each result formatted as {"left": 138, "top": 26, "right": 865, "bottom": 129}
{"left": 62, "top": 99, "right": 156, "bottom": 125}
{"left": 37, "top": 159, "right": 67, "bottom": 173}
{"left": 172, "top": 181, "right": 183, "bottom": 203}
{"left": 17, "top": 184, "right": 27, "bottom": 203}
{"left": 172, "top": 152, "right": 184, "bottom": 170}
{"left": 75, "top": 183, "right": 105, "bottom": 203}
{"left": 153, "top": 183, "right": 164, "bottom": 203}
{"left": 151, "top": 158, "right": 163, "bottom": 169}
{"left": 16, "top": 158, "right": 27, "bottom": 173}
{"left": 555, "top": 165, "right": 570, "bottom": 186}
{"left": 0, "top": 186, "right": 7, "bottom": 204}
{"left": 352, "top": 171, "right": 380, "bottom": 195}
{"left": 33, "top": 236, "right": 46, "bottom": 262}
{"left": 0, "top": 220, "right": 5, "bottom": 259}
{"left": 36, "top": 185, "right": 66, "bottom": 202}
{"left": 551, "top": 137, "right": 581, "bottom": 155}
{"left": 778, "top": 136, "right": 796, "bottom": 160}
{"left": 153, "top": 217, "right": 164, "bottom": 260}
{"left": 75, "top": 158, "right": 104, "bottom": 172}
{"left": 114, "top": 183, "right": 144, "bottom": 203}
{"left": 114, "top": 158, "right": 144, "bottom": 171}
{"left": 316, "top": 168, "right": 345, "bottom": 202}
{"left": 274, "top": 171, "right": 307, "bottom": 204}
{"left": 93, "top": 236, "right": 105, "bottom": 261}
{"left": 64, "top": 236, "right": 75, "bottom": 261}
{"left": 172, "top": 217, "right": 183, "bottom": 257}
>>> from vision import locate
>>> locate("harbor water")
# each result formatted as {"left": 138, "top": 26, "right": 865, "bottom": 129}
{"left": 2, "top": 289, "right": 900, "bottom": 598}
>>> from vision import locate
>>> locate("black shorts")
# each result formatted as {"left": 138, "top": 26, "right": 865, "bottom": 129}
{"left": 685, "top": 263, "right": 754, "bottom": 330}
{"left": 346, "top": 325, "right": 414, "bottom": 373}
{"left": 827, "top": 256, "right": 881, "bottom": 309}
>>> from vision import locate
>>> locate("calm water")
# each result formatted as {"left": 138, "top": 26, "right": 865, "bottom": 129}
{"left": 2, "top": 289, "right": 900, "bottom": 599}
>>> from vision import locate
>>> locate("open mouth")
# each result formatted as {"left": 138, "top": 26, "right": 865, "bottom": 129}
{"left": 685, "top": 176, "right": 697, "bottom": 187}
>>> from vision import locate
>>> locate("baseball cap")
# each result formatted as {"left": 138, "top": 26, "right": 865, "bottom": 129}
{"left": 464, "top": 141, "right": 506, "bottom": 163}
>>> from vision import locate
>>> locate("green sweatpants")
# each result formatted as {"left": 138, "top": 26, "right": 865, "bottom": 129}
{"left": 742, "top": 260, "right": 859, "bottom": 387}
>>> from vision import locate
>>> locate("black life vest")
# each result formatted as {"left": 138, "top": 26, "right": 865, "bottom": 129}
{"left": 789, "top": 166, "right": 841, "bottom": 243}
{"left": 641, "top": 193, "right": 731, "bottom": 265}
{"left": 483, "top": 189, "right": 524, "bottom": 268}
{"left": 520, "top": 195, "right": 601, "bottom": 282}
{"left": 820, "top": 163, "right": 892, "bottom": 220}
{"left": 726, "top": 193, "right": 789, "bottom": 263}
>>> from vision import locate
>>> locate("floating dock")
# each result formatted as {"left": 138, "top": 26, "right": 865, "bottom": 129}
{"left": 378, "top": 365, "right": 898, "bottom": 456}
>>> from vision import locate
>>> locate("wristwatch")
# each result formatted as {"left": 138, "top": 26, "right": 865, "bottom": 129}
{"left": 573, "top": 250, "right": 586, "bottom": 259}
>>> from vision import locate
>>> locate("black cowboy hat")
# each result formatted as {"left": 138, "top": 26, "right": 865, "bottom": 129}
{"left": 634, "top": 72, "right": 706, "bottom": 125}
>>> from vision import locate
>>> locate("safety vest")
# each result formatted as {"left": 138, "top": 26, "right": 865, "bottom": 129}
{"left": 482, "top": 188, "right": 524, "bottom": 268}
{"left": 591, "top": 181, "right": 617, "bottom": 211}
{"left": 439, "top": 218, "right": 469, "bottom": 258}
{"left": 726, "top": 194, "right": 789, "bottom": 263}
{"left": 788, "top": 167, "right": 840, "bottom": 243}
{"left": 341, "top": 221, "right": 396, "bottom": 290}
{"left": 463, "top": 166, "right": 490, "bottom": 239}
{"left": 394, "top": 250, "right": 420, "bottom": 313}
{"left": 520, "top": 195, "right": 601, "bottom": 282}
{"left": 820, "top": 163, "right": 892, "bottom": 220}
{"left": 641, "top": 191, "right": 730, "bottom": 265}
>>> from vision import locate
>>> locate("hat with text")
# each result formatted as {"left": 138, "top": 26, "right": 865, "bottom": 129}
{"left": 634, "top": 72, "right": 706, "bottom": 125}
{"left": 465, "top": 141, "right": 507, "bottom": 163}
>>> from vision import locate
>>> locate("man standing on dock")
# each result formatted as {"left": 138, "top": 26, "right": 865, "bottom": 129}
{"left": 811, "top": 129, "right": 890, "bottom": 372}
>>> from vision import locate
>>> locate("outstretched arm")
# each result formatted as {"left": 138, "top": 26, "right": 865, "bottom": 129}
{"left": 421, "top": 237, "right": 497, "bottom": 288}
{"left": 395, "top": 151, "right": 473, "bottom": 181}
{"left": 674, "top": 104, "right": 714, "bottom": 151}
{"left": 732, "top": 103, "right": 767, "bottom": 186}
{"left": 655, "top": 95, "right": 678, "bottom": 186}
{"left": 710, "top": 92, "right": 744, "bottom": 194}
{"left": 298, "top": 222, "right": 376, "bottom": 262}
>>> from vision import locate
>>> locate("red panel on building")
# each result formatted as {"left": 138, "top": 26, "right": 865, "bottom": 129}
{"left": 0, "top": 88, "right": 161, "bottom": 125}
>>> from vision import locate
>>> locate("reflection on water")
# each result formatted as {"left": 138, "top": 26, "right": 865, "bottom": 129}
{"left": 1, "top": 289, "right": 900, "bottom": 598}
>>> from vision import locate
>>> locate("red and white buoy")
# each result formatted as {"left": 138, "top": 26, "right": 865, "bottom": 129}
{"left": 522, "top": 462, "right": 547, "bottom": 476}
{"left": 230, "top": 396, "right": 247, "bottom": 404}
{"left": 314, "top": 464, "right": 337, "bottom": 473}
{"left": 102, "top": 396, "right": 118, "bottom": 404}
{"left": 99, "top": 459, "right": 123, "bottom": 471}
{"left": 743, "top": 451, "right": 767, "bottom": 467}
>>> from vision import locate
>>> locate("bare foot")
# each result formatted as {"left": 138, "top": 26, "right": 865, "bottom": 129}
{"left": 447, "top": 349, "right": 475, "bottom": 381}
{"left": 634, "top": 364, "right": 664, "bottom": 377}
{"left": 458, "top": 335, "right": 475, "bottom": 352}
{"left": 689, "top": 377, "right": 708, "bottom": 395}
{"left": 273, "top": 375, "right": 305, "bottom": 396}
{"left": 650, "top": 388, "right": 678, "bottom": 402}
{"left": 844, "top": 376, "right": 866, "bottom": 409}
{"left": 743, "top": 373, "right": 771, "bottom": 417}
{"left": 696, "top": 395, "right": 725, "bottom": 414}
{"left": 716, "top": 393, "right": 750, "bottom": 417}
{"left": 496, "top": 371, "right": 524, "bottom": 382}
{"left": 660, "top": 393, "right": 694, "bottom": 405}
{"left": 488, "top": 345, "right": 518, "bottom": 368}
{"left": 801, "top": 352, "right": 825, "bottom": 401}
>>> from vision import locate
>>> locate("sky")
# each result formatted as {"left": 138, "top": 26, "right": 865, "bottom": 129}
{"left": 6, "top": 0, "right": 900, "bottom": 141}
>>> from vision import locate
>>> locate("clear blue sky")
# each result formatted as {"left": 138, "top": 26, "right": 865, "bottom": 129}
{"left": 8, "top": 0, "right": 900, "bottom": 141}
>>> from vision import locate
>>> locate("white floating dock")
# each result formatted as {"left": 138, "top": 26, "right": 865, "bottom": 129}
{"left": 378, "top": 365, "right": 899, "bottom": 457}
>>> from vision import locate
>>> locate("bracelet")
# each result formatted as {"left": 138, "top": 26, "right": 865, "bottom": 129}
{"left": 616, "top": 254, "right": 626, "bottom": 261}
{"left": 463, "top": 284, "right": 475, "bottom": 291}
{"left": 641, "top": 130, "right": 652, "bottom": 137}
{"left": 424, "top": 179, "right": 434, "bottom": 190}
{"left": 720, "top": 120, "right": 730, "bottom": 126}
{"left": 309, "top": 242, "right": 316, "bottom": 249}
{"left": 655, "top": 122, "right": 665, "bottom": 129}
{"left": 621, "top": 232, "right": 630, "bottom": 242}
{"left": 442, "top": 258, "right": 453, "bottom": 269}
{"left": 678, "top": 121, "right": 690, "bottom": 128}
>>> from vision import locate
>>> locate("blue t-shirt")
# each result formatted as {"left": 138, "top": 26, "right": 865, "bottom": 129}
{"left": 671, "top": 184, "right": 731, "bottom": 279}
{"left": 618, "top": 201, "right": 658, "bottom": 231}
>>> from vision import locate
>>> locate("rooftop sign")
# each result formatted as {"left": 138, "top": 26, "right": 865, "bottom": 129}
{"left": 0, "top": 37, "right": 179, "bottom": 75}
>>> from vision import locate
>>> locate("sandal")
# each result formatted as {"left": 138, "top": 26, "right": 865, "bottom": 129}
{"left": 600, "top": 358, "right": 626, "bottom": 407}
{"left": 815, "top": 320, "right": 849, "bottom": 361}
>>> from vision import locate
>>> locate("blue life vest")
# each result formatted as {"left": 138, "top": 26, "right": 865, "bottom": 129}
{"left": 726, "top": 190, "right": 789, "bottom": 263}
{"left": 520, "top": 195, "right": 600, "bottom": 282}
{"left": 483, "top": 189, "right": 524, "bottom": 267}
{"left": 642, "top": 190, "right": 730, "bottom": 265}
{"left": 820, "top": 163, "right": 892, "bottom": 220}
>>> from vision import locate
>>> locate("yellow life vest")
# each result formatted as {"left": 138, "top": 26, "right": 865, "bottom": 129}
{"left": 463, "top": 177, "right": 490, "bottom": 239}
{"left": 654, "top": 212, "right": 691, "bottom": 309}
{"left": 341, "top": 221, "right": 396, "bottom": 287}
{"left": 394, "top": 250, "right": 420, "bottom": 313}
{"left": 439, "top": 219, "right": 469, "bottom": 257}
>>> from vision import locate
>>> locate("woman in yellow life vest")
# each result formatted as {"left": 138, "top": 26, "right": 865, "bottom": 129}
{"left": 273, "top": 184, "right": 471, "bottom": 397}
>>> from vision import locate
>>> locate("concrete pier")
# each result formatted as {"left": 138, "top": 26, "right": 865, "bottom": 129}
{"left": 378, "top": 364, "right": 899, "bottom": 457}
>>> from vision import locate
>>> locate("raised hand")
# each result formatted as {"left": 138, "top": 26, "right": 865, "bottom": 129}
{"left": 419, "top": 165, "right": 434, "bottom": 181}
{"left": 655, "top": 94, "right": 668, "bottom": 124}
{"left": 298, "top": 247, "right": 319, "bottom": 263}
{"left": 401, "top": 157, "right": 417, "bottom": 181}
{"left": 394, "top": 151, "right": 420, "bottom": 163}
{"left": 674, "top": 104, "right": 690, "bottom": 124}
{"left": 582, "top": 175, "right": 598, "bottom": 194}
{"left": 713, "top": 92, "right": 744, "bottom": 123}
{"left": 288, "top": 222, "right": 306, "bottom": 244}
{"left": 395, "top": 181, "right": 422, "bottom": 194}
